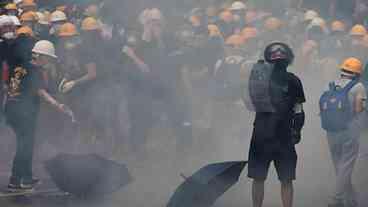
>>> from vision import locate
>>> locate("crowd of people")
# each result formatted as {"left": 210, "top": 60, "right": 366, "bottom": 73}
{"left": 0, "top": 0, "right": 367, "bottom": 207}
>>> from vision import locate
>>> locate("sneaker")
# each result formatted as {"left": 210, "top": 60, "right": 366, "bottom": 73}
{"left": 7, "top": 178, "right": 22, "bottom": 192}
{"left": 20, "top": 178, "right": 40, "bottom": 189}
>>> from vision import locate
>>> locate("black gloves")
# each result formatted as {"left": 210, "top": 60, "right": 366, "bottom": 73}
{"left": 291, "top": 111, "right": 305, "bottom": 145}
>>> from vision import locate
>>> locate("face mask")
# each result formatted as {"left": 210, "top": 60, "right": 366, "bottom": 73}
{"left": 2, "top": 32, "right": 16, "bottom": 40}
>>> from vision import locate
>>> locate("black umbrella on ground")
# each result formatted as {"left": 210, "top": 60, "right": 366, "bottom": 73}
{"left": 167, "top": 161, "right": 247, "bottom": 207}
{"left": 45, "top": 153, "right": 132, "bottom": 197}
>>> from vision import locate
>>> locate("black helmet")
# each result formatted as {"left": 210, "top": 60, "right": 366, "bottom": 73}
{"left": 264, "top": 42, "right": 294, "bottom": 64}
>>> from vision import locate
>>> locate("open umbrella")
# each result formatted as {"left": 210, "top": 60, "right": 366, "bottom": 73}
{"left": 167, "top": 161, "right": 247, "bottom": 207}
{"left": 45, "top": 153, "right": 132, "bottom": 197}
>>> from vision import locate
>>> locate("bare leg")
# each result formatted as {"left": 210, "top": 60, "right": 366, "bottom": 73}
{"left": 252, "top": 179, "right": 265, "bottom": 207}
{"left": 281, "top": 180, "right": 294, "bottom": 207}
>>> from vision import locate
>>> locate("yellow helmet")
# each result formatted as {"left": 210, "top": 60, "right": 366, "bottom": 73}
{"left": 340, "top": 57, "right": 363, "bottom": 74}
{"left": 81, "top": 17, "right": 100, "bottom": 31}
{"left": 21, "top": 0, "right": 36, "bottom": 7}
{"left": 264, "top": 17, "right": 283, "bottom": 31}
{"left": 331, "top": 20, "right": 346, "bottom": 32}
{"left": 58, "top": 22, "right": 78, "bottom": 37}
{"left": 350, "top": 24, "right": 367, "bottom": 36}
{"left": 16, "top": 26, "right": 34, "bottom": 37}
{"left": 226, "top": 34, "right": 245, "bottom": 47}
{"left": 20, "top": 11, "right": 38, "bottom": 22}
{"left": 208, "top": 24, "right": 222, "bottom": 37}
{"left": 5, "top": 3, "right": 17, "bottom": 10}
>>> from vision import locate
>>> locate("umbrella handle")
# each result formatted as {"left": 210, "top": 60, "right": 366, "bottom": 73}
{"left": 180, "top": 173, "right": 188, "bottom": 180}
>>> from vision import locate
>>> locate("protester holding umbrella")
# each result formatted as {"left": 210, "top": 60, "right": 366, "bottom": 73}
{"left": 4, "top": 40, "right": 73, "bottom": 191}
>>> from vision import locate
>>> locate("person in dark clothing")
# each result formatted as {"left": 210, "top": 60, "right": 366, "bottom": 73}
{"left": 4, "top": 40, "right": 72, "bottom": 191}
{"left": 246, "top": 42, "right": 306, "bottom": 207}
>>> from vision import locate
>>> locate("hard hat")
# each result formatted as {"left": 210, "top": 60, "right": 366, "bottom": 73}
{"left": 350, "top": 24, "right": 367, "bottom": 36}
{"left": 340, "top": 57, "right": 363, "bottom": 74}
{"left": 20, "top": 11, "right": 38, "bottom": 22}
{"left": 0, "top": 15, "right": 15, "bottom": 27}
{"left": 56, "top": 5, "right": 67, "bottom": 12}
{"left": 331, "top": 20, "right": 346, "bottom": 32}
{"left": 32, "top": 40, "right": 57, "bottom": 58}
{"left": 226, "top": 34, "right": 245, "bottom": 47}
{"left": 58, "top": 22, "right": 78, "bottom": 37}
{"left": 36, "top": 12, "right": 49, "bottom": 25}
{"left": 50, "top": 10, "right": 67, "bottom": 23}
{"left": 149, "top": 8, "right": 163, "bottom": 21}
{"left": 84, "top": 4, "right": 99, "bottom": 17}
{"left": 208, "top": 24, "right": 222, "bottom": 37}
{"left": 10, "top": 16, "right": 21, "bottom": 26}
{"left": 308, "top": 17, "right": 326, "bottom": 28}
{"left": 5, "top": 3, "right": 17, "bottom": 10}
{"left": 304, "top": 10, "right": 318, "bottom": 22}
{"left": 189, "top": 15, "right": 201, "bottom": 26}
{"left": 264, "top": 17, "right": 283, "bottom": 31}
{"left": 16, "top": 26, "right": 33, "bottom": 36}
{"left": 245, "top": 10, "right": 258, "bottom": 24}
{"left": 81, "top": 17, "right": 100, "bottom": 31}
{"left": 241, "top": 27, "right": 258, "bottom": 39}
{"left": 264, "top": 42, "right": 294, "bottom": 64}
{"left": 219, "top": 10, "right": 233, "bottom": 23}
{"left": 21, "top": 0, "right": 36, "bottom": 7}
{"left": 230, "top": 1, "right": 247, "bottom": 11}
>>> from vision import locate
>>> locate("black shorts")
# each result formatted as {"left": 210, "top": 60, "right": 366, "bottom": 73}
{"left": 247, "top": 139, "right": 297, "bottom": 181}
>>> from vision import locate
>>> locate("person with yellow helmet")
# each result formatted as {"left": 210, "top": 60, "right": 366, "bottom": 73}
{"left": 319, "top": 57, "right": 366, "bottom": 207}
{"left": 5, "top": 3, "right": 18, "bottom": 16}
{"left": 348, "top": 25, "right": 368, "bottom": 62}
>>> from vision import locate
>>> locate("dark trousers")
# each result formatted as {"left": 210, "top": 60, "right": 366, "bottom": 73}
{"left": 5, "top": 102, "right": 37, "bottom": 182}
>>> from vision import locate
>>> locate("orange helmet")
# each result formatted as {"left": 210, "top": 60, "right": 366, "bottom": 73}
{"left": 189, "top": 15, "right": 201, "bottom": 27}
{"left": 331, "top": 21, "right": 346, "bottom": 32}
{"left": 350, "top": 24, "right": 367, "bottom": 36}
{"left": 21, "top": 0, "right": 36, "bottom": 7}
{"left": 16, "top": 26, "right": 33, "bottom": 37}
{"left": 20, "top": 11, "right": 38, "bottom": 22}
{"left": 340, "top": 57, "right": 363, "bottom": 74}
{"left": 81, "top": 17, "right": 100, "bottom": 31}
{"left": 219, "top": 10, "right": 233, "bottom": 23}
{"left": 58, "top": 22, "right": 78, "bottom": 37}
{"left": 241, "top": 27, "right": 258, "bottom": 39}
{"left": 264, "top": 17, "right": 283, "bottom": 31}
{"left": 226, "top": 34, "right": 245, "bottom": 47}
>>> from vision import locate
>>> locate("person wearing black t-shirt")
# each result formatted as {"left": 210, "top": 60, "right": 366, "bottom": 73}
{"left": 4, "top": 40, "right": 72, "bottom": 191}
{"left": 246, "top": 43, "right": 306, "bottom": 207}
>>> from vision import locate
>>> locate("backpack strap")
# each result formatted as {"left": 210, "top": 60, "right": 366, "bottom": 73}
{"left": 328, "top": 81, "right": 336, "bottom": 91}
{"left": 342, "top": 78, "right": 359, "bottom": 93}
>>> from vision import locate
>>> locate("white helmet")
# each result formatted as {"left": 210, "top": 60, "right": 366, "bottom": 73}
{"left": 9, "top": 16, "right": 21, "bottom": 26}
{"left": 304, "top": 10, "right": 318, "bottom": 21}
{"left": 32, "top": 40, "right": 57, "bottom": 58}
{"left": 307, "top": 17, "right": 328, "bottom": 33}
{"left": 230, "top": 1, "right": 247, "bottom": 11}
{"left": 36, "top": 12, "right": 49, "bottom": 25}
{"left": 0, "top": 15, "right": 14, "bottom": 27}
{"left": 50, "top": 10, "right": 67, "bottom": 23}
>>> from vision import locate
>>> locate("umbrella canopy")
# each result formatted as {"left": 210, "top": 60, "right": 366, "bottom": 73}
{"left": 167, "top": 161, "right": 247, "bottom": 207}
{"left": 45, "top": 153, "right": 132, "bottom": 197}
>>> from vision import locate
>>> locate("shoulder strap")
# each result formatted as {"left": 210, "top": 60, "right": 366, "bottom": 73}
{"left": 342, "top": 79, "right": 359, "bottom": 93}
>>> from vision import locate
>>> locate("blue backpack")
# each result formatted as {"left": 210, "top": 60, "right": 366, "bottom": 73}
{"left": 319, "top": 79, "right": 358, "bottom": 132}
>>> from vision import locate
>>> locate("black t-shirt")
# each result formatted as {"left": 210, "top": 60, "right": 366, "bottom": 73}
{"left": 7, "top": 63, "right": 45, "bottom": 111}
{"left": 253, "top": 72, "right": 305, "bottom": 144}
